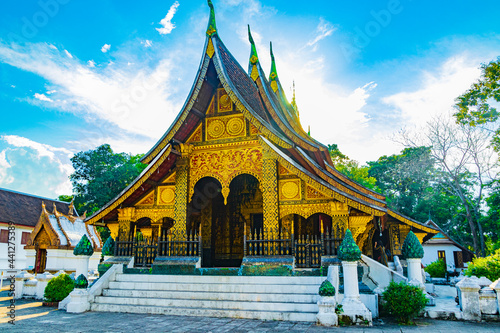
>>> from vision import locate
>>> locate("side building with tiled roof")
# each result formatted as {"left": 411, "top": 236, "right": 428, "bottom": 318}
{"left": 0, "top": 187, "right": 73, "bottom": 271}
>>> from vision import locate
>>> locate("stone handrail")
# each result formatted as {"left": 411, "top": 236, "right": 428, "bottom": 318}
{"left": 360, "top": 254, "right": 407, "bottom": 291}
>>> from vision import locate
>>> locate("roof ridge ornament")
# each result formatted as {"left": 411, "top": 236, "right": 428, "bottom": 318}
{"left": 248, "top": 25, "right": 259, "bottom": 65}
{"left": 206, "top": 0, "right": 217, "bottom": 36}
{"left": 269, "top": 42, "right": 278, "bottom": 92}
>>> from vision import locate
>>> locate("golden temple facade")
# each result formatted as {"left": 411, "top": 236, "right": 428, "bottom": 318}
{"left": 85, "top": 1, "right": 438, "bottom": 269}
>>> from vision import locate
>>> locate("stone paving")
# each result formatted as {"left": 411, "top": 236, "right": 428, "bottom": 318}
{"left": 2, "top": 288, "right": 500, "bottom": 332}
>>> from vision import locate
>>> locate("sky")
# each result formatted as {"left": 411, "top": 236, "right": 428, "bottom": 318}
{"left": 0, "top": 0, "right": 499, "bottom": 200}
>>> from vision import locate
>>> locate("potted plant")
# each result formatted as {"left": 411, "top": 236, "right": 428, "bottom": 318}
{"left": 316, "top": 279, "right": 338, "bottom": 326}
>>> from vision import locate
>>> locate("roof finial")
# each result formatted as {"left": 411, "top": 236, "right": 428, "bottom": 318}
{"left": 291, "top": 80, "right": 299, "bottom": 117}
{"left": 248, "top": 25, "right": 258, "bottom": 65}
{"left": 269, "top": 42, "right": 279, "bottom": 91}
{"left": 206, "top": 0, "right": 217, "bottom": 36}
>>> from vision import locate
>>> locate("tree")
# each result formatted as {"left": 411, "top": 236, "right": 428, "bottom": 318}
{"left": 57, "top": 194, "right": 73, "bottom": 203}
{"left": 455, "top": 58, "right": 500, "bottom": 152}
{"left": 368, "top": 147, "right": 434, "bottom": 217}
{"left": 327, "top": 144, "right": 377, "bottom": 190}
{"left": 399, "top": 115, "right": 498, "bottom": 256}
{"left": 68, "top": 144, "right": 147, "bottom": 215}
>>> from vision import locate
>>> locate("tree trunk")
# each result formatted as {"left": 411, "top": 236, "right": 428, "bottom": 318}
{"left": 476, "top": 218, "right": 486, "bottom": 257}
{"left": 464, "top": 205, "right": 480, "bottom": 256}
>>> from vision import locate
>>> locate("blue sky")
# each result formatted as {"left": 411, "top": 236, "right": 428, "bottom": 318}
{"left": 0, "top": 0, "right": 499, "bottom": 199}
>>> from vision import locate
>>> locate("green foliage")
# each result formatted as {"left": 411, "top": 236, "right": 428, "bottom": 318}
{"left": 338, "top": 229, "right": 362, "bottom": 261}
{"left": 424, "top": 258, "right": 447, "bottom": 278}
{"left": 382, "top": 281, "right": 428, "bottom": 324}
{"left": 368, "top": 147, "right": 434, "bottom": 217}
{"left": 402, "top": 231, "right": 424, "bottom": 259}
{"left": 73, "top": 234, "right": 94, "bottom": 256}
{"left": 97, "top": 226, "right": 111, "bottom": 245}
{"left": 328, "top": 144, "right": 378, "bottom": 190}
{"left": 102, "top": 236, "right": 115, "bottom": 256}
{"left": 74, "top": 274, "right": 89, "bottom": 289}
{"left": 464, "top": 251, "right": 500, "bottom": 281}
{"left": 57, "top": 195, "right": 73, "bottom": 203}
{"left": 69, "top": 144, "right": 146, "bottom": 215}
{"left": 318, "top": 280, "right": 336, "bottom": 296}
{"left": 454, "top": 58, "right": 500, "bottom": 152}
{"left": 44, "top": 274, "right": 74, "bottom": 302}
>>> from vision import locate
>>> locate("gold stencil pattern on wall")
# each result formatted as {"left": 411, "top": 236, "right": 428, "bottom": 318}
{"left": 218, "top": 88, "right": 233, "bottom": 112}
{"left": 158, "top": 186, "right": 175, "bottom": 205}
{"left": 136, "top": 191, "right": 154, "bottom": 206}
{"left": 280, "top": 179, "right": 301, "bottom": 201}
{"left": 305, "top": 185, "right": 327, "bottom": 200}
{"left": 186, "top": 123, "right": 202, "bottom": 143}
{"left": 205, "top": 114, "right": 246, "bottom": 141}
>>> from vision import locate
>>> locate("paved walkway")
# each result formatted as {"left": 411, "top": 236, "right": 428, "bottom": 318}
{"left": 2, "top": 288, "right": 500, "bottom": 332}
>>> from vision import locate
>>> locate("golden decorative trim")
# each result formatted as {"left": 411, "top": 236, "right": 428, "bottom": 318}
{"left": 205, "top": 114, "right": 246, "bottom": 141}
{"left": 250, "top": 65, "right": 259, "bottom": 81}
{"left": 136, "top": 191, "right": 155, "bottom": 206}
{"left": 186, "top": 123, "right": 203, "bottom": 143}
{"left": 387, "top": 210, "right": 437, "bottom": 234}
{"left": 207, "top": 38, "right": 215, "bottom": 58}
{"left": 157, "top": 186, "right": 176, "bottom": 205}
{"left": 218, "top": 88, "right": 233, "bottom": 112}
{"left": 279, "top": 179, "right": 301, "bottom": 201}
{"left": 305, "top": 185, "right": 328, "bottom": 200}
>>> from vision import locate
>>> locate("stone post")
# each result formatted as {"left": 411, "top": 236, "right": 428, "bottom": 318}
{"left": 327, "top": 265, "right": 340, "bottom": 303}
{"left": 14, "top": 271, "right": 33, "bottom": 299}
{"left": 457, "top": 277, "right": 481, "bottom": 321}
{"left": 74, "top": 255, "right": 91, "bottom": 278}
{"left": 491, "top": 279, "right": 500, "bottom": 315}
{"left": 407, "top": 258, "right": 424, "bottom": 287}
{"left": 338, "top": 229, "right": 372, "bottom": 325}
{"left": 66, "top": 289, "right": 90, "bottom": 313}
{"left": 36, "top": 272, "right": 54, "bottom": 299}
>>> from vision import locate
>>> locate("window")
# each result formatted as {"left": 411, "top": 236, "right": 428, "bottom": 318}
{"left": 21, "top": 232, "right": 30, "bottom": 245}
{"left": 438, "top": 250, "right": 446, "bottom": 264}
{"left": 0, "top": 229, "right": 8, "bottom": 243}
{"left": 454, "top": 251, "right": 464, "bottom": 268}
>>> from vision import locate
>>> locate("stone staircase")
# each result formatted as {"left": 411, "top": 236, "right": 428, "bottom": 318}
{"left": 91, "top": 273, "right": 324, "bottom": 322}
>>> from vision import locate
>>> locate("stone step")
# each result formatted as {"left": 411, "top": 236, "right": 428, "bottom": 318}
{"left": 115, "top": 273, "right": 324, "bottom": 285}
{"left": 103, "top": 288, "right": 319, "bottom": 303}
{"left": 94, "top": 295, "right": 318, "bottom": 312}
{"left": 90, "top": 303, "right": 317, "bottom": 322}
{"left": 108, "top": 281, "right": 319, "bottom": 294}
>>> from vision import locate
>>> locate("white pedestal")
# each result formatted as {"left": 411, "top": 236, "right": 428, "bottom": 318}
{"left": 74, "top": 256, "right": 91, "bottom": 278}
{"left": 316, "top": 296, "right": 338, "bottom": 326}
{"left": 407, "top": 258, "right": 424, "bottom": 289}
{"left": 457, "top": 277, "right": 481, "bottom": 321}
{"left": 36, "top": 272, "right": 54, "bottom": 299}
{"left": 14, "top": 271, "right": 33, "bottom": 299}
{"left": 327, "top": 265, "right": 340, "bottom": 303}
{"left": 341, "top": 261, "right": 372, "bottom": 325}
{"left": 66, "top": 289, "right": 90, "bottom": 313}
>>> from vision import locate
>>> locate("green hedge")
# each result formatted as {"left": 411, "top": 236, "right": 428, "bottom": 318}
{"left": 74, "top": 274, "right": 89, "bottom": 289}
{"left": 464, "top": 251, "right": 500, "bottom": 281}
{"left": 73, "top": 234, "right": 94, "bottom": 256}
{"left": 44, "top": 274, "right": 74, "bottom": 302}
{"left": 382, "top": 281, "right": 427, "bottom": 324}
{"left": 425, "top": 258, "right": 446, "bottom": 278}
{"left": 318, "top": 280, "right": 335, "bottom": 296}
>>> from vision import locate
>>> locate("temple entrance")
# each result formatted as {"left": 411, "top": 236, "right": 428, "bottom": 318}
{"left": 35, "top": 248, "right": 46, "bottom": 273}
{"left": 190, "top": 174, "right": 262, "bottom": 267}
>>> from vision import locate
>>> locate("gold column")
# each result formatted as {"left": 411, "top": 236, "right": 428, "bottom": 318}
{"left": 117, "top": 207, "right": 135, "bottom": 240}
{"left": 262, "top": 154, "right": 279, "bottom": 238}
{"left": 173, "top": 144, "right": 192, "bottom": 241}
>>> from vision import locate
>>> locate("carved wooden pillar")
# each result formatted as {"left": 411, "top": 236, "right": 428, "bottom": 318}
{"left": 173, "top": 144, "right": 192, "bottom": 241}
{"left": 262, "top": 154, "right": 279, "bottom": 239}
{"left": 117, "top": 207, "right": 135, "bottom": 240}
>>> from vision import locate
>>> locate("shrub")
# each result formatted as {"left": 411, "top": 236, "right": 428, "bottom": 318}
{"left": 402, "top": 231, "right": 424, "bottom": 259}
{"left": 464, "top": 251, "right": 500, "bottom": 281}
{"left": 338, "top": 229, "right": 362, "bottom": 261}
{"left": 425, "top": 258, "right": 446, "bottom": 278}
{"left": 382, "top": 281, "right": 427, "bottom": 324}
{"left": 318, "top": 280, "right": 336, "bottom": 296}
{"left": 102, "top": 236, "right": 115, "bottom": 256}
{"left": 73, "top": 234, "right": 94, "bottom": 256}
{"left": 74, "top": 274, "right": 89, "bottom": 289}
{"left": 44, "top": 274, "right": 74, "bottom": 302}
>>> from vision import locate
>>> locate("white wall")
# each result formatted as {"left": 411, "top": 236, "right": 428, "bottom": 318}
{"left": 423, "top": 243, "right": 466, "bottom": 270}
{"left": 45, "top": 250, "right": 101, "bottom": 272}
{"left": 0, "top": 224, "right": 33, "bottom": 272}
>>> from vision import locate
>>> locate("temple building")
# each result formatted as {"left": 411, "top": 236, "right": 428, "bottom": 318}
{"left": 86, "top": 1, "right": 438, "bottom": 271}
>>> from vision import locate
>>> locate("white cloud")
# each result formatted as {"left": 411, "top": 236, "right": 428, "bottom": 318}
{"left": 34, "top": 93, "right": 53, "bottom": 102}
{"left": 0, "top": 150, "right": 14, "bottom": 185}
{"left": 305, "top": 18, "right": 336, "bottom": 51}
{"left": 87, "top": 60, "right": 96, "bottom": 67}
{"left": 101, "top": 44, "right": 111, "bottom": 53}
{"left": 383, "top": 55, "right": 482, "bottom": 127}
{"left": 156, "top": 1, "right": 180, "bottom": 35}
{"left": 142, "top": 40, "right": 153, "bottom": 48}
{"left": 0, "top": 41, "right": 182, "bottom": 141}
{"left": 0, "top": 136, "right": 74, "bottom": 196}
{"left": 10, "top": 85, "right": 15, "bottom": 88}
{"left": 64, "top": 50, "right": 73, "bottom": 58}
